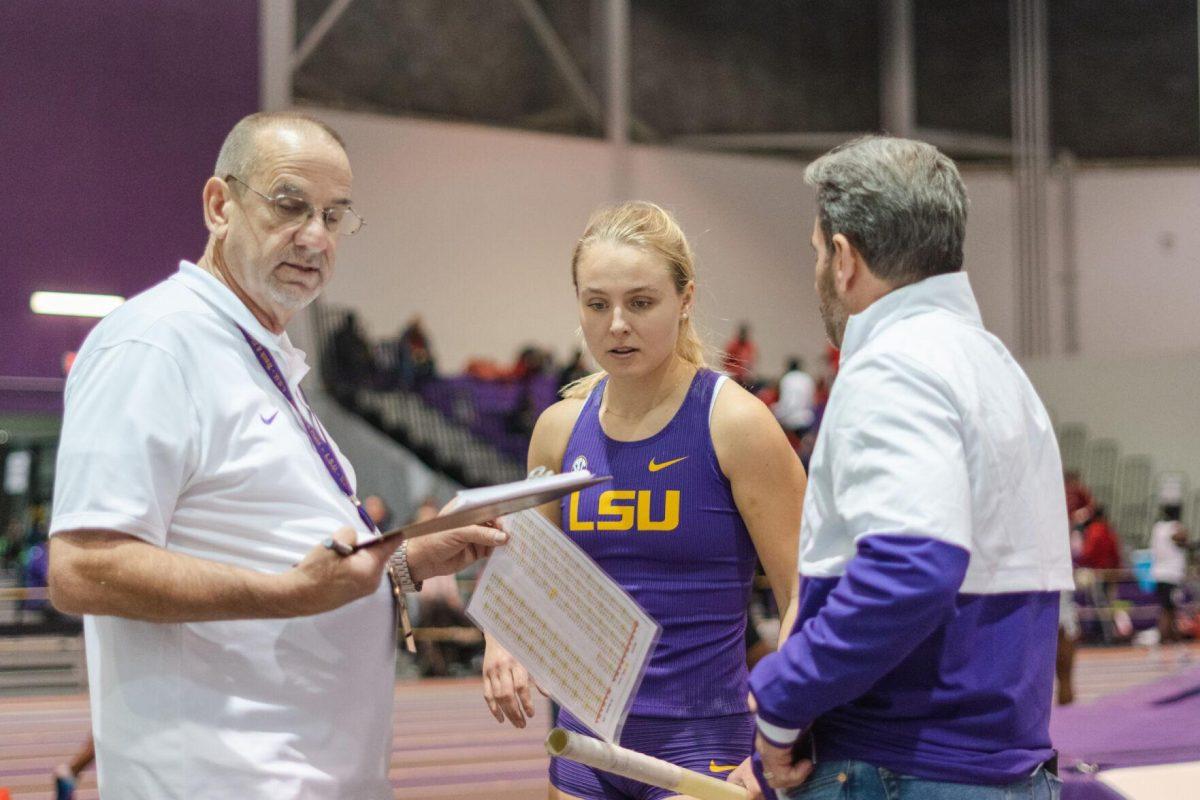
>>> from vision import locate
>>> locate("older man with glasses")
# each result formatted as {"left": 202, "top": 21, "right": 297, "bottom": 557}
{"left": 47, "top": 112, "right": 506, "bottom": 799}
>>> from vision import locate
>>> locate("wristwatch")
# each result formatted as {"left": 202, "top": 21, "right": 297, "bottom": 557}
{"left": 389, "top": 539, "right": 423, "bottom": 594}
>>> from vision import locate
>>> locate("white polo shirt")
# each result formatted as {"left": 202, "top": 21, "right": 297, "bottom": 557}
{"left": 51, "top": 262, "right": 396, "bottom": 800}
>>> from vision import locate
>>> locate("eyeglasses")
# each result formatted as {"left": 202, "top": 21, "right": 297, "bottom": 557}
{"left": 225, "top": 175, "right": 365, "bottom": 237}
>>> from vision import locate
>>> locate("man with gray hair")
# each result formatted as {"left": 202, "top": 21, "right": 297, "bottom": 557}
{"left": 48, "top": 111, "right": 506, "bottom": 798}
{"left": 746, "top": 136, "right": 1072, "bottom": 799}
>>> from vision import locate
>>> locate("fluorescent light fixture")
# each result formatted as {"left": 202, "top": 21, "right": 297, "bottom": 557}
{"left": 30, "top": 291, "right": 125, "bottom": 318}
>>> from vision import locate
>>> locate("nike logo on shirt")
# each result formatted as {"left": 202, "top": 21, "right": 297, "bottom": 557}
{"left": 709, "top": 761, "right": 737, "bottom": 774}
{"left": 261, "top": 411, "right": 279, "bottom": 425}
{"left": 648, "top": 456, "right": 687, "bottom": 472}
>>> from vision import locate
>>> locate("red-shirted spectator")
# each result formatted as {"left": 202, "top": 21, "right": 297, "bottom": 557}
{"left": 1079, "top": 507, "right": 1122, "bottom": 570}
{"left": 1064, "top": 470, "right": 1096, "bottom": 528}
{"left": 814, "top": 343, "right": 841, "bottom": 408}
{"left": 722, "top": 323, "right": 757, "bottom": 386}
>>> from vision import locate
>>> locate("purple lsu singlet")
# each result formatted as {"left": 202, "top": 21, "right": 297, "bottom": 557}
{"left": 560, "top": 368, "right": 757, "bottom": 717}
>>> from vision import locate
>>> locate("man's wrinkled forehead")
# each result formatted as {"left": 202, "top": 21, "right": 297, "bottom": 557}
{"left": 252, "top": 125, "right": 352, "bottom": 188}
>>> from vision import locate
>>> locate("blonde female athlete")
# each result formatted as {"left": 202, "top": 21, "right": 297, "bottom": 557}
{"left": 483, "top": 202, "right": 805, "bottom": 800}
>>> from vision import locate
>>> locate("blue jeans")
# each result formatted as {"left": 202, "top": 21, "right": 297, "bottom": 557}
{"left": 778, "top": 760, "right": 1061, "bottom": 800}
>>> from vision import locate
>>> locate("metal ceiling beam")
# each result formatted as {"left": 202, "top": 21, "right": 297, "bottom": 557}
{"left": 260, "top": 0, "right": 294, "bottom": 110}
{"left": 674, "top": 2, "right": 1015, "bottom": 160}
{"left": 291, "top": 0, "right": 354, "bottom": 73}
{"left": 673, "top": 129, "right": 1013, "bottom": 160}
{"left": 603, "top": 0, "right": 630, "bottom": 146}
{"left": 514, "top": 0, "right": 656, "bottom": 142}
{"left": 880, "top": 0, "right": 916, "bottom": 137}
{"left": 914, "top": 128, "right": 1013, "bottom": 158}
{"left": 1058, "top": 151, "right": 1081, "bottom": 355}
{"left": 513, "top": 0, "right": 604, "bottom": 126}
{"left": 604, "top": 0, "right": 632, "bottom": 199}
{"left": 1011, "top": 0, "right": 1052, "bottom": 357}
{"left": 670, "top": 131, "right": 870, "bottom": 153}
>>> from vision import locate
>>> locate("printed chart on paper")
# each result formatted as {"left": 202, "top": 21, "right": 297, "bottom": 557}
{"left": 468, "top": 508, "right": 660, "bottom": 742}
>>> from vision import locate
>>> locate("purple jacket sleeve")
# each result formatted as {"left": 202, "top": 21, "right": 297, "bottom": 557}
{"left": 749, "top": 533, "right": 970, "bottom": 737}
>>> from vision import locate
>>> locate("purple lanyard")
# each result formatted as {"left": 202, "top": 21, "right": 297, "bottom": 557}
{"left": 238, "top": 325, "right": 377, "bottom": 534}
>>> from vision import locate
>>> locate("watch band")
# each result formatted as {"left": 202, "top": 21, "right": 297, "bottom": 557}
{"left": 390, "top": 539, "right": 423, "bottom": 594}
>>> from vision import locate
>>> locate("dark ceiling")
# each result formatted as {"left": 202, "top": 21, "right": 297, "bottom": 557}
{"left": 294, "top": 0, "right": 1200, "bottom": 159}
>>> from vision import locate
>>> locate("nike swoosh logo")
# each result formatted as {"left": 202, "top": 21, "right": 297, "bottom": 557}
{"left": 260, "top": 411, "right": 279, "bottom": 425}
{"left": 709, "top": 761, "right": 737, "bottom": 774}
{"left": 648, "top": 456, "right": 687, "bottom": 472}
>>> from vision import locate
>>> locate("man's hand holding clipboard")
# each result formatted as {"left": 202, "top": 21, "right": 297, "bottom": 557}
{"left": 289, "top": 472, "right": 609, "bottom": 618}
{"left": 340, "top": 471, "right": 609, "bottom": 555}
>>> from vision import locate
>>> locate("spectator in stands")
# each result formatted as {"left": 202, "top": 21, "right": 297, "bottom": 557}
{"left": 510, "top": 345, "right": 550, "bottom": 381}
{"left": 19, "top": 532, "right": 50, "bottom": 614}
{"left": 393, "top": 314, "right": 436, "bottom": 389}
{"left": 507, "top": 346, "right": 550, "bottom": 436}
{"left": 723, "top": 322, "right": 758, "bottom": 386}
{"left": 558, "top": 348, "right": 591, "bottom": 393}
{"left": 1064, "top": 470, "right": 1096, "bottom": 528}
{"left": 1078, "top": 506, "right": 1122, "bottom": 571}
{"left": 1150, "top": 504, "right": 1190, "bottom": 645}
{"left": 1076, "top": 506, "right": 1123, "bottom": 644}
{"left": 772, "top": 357, "right": 816, "bottom": 440}
{"left": 362, "top": 494, "right": 392, "bottom": 531}
{"left": 812, "top": 343, "right": 840, "bottom": 409}
{"left": 1, "top": 515, "right": 20, "bottom": 568}
{"left": 328, "top": 310, "right": 376, "bottom": 395}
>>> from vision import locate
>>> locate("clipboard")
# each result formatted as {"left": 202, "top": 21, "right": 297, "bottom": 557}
{"left": 343, "top": 471, "right": 610, "bottom": 554}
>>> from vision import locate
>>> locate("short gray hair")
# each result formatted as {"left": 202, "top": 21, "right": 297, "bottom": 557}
{"left": 805, "top": 135, "right": 967, "bottom": 285}
{"left": 214, "top": 111, "right": 347, "bottom": 182}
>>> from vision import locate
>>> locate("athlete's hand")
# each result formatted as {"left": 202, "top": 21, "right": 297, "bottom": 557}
{"left": 726, "top": 757, "right": 763, "bottom": 799}
{"left": 482, "top": 637, "right": 537, "bottom": 728}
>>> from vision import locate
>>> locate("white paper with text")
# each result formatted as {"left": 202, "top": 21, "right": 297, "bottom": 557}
{"left": 467, "top": 508, "right": 660, "bottom": 742}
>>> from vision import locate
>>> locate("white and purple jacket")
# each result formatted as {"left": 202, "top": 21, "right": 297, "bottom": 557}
{"left": 750, "top": 272, "right": 1073, "bottom": 785}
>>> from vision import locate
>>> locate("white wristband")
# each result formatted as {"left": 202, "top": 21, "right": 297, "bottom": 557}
{"left": 756, "top": 716, "right": 802, "bottom": 747}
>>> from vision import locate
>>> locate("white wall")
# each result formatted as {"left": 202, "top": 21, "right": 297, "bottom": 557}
{"left": 317, "top": 109, "right": 829, "bottom": 376}
{"left": 312, "top": 108, "right": 1198, "bottom": 379}
{"left": 318, "top": 110, "right": 608, "bottom": 371}
{"left": 958, "top": 170, "right": 1017, "bottom": 348}
{"left": 1071, "top": 168, "right": 1200, "bottom": 358}
{"left": 1023, "top": 351, "right": 1200, "bottom": 489}
{"left": 627, "top": 145, "right": 819, "bottom": 376}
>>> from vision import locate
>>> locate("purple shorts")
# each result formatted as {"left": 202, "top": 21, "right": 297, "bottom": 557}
{"left": 550, "top": 708, "right": 755, "bottom": 800}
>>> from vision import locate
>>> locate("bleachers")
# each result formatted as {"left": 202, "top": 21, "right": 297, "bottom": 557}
{"left": 355, "top": 388, "right": 526, "bottom": 487}
{"left": 0, "top": 635, "right": 86, "bottom": 694}
{"left": 1057, "top": 422, "right": 1088, "bottom": 476}
{"left": 1083, "top": 437, "right": 1120, "bottom": 512}
{"left": 1057, "top": 422, "right": 1193, "bottom": 552}
{"left": 314, "top": 303, "right": 533, "bottom": 488}
{"left": 1114, "top": 455, "right": 1153, "bottom": 549}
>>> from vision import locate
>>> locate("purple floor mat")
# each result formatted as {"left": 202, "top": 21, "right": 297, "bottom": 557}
{"left": 1051, "top": 663, "right": 1200, "bottom": 799}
